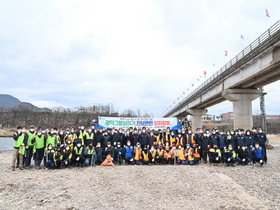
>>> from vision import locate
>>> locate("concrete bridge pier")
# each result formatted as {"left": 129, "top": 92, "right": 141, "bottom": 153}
{"left": 222, "top": 89, "right": 264, "bottom": 130}
{"left": 187, "top": 108, "right": 207, "bottom": 132}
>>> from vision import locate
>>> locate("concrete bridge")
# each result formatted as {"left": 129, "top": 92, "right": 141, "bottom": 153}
{"left": 163, "top": 20, "right": 280, "bottom": 131}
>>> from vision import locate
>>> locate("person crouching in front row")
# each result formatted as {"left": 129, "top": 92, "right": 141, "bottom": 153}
{"left": 45, "top": 143, "right": 55, "bottom": 170}
{"left": 236, "top": 146, "right": 249, "bottom": 166}
{"left": 192, "top": 144, "right": 201, "bottom": 165}
{"left": 141, "top": 145, "right": 151, "bottom": 165}
{"left": 73, "top": 142, "right": 85, "bottom": 167}
{"left": 176, "top": 144, "right": 186, "bottom": 165}
{"left": 185, "top": 144, "right": 194, "bottom": 166}
{"left": 208, "top": 144, "right": 221, "bottom": 166}
{"left": 223, "top": 144, "right": 236, "bottom": 167}
{"left": 252, "top": 142, "right": 264, "bottom": 166}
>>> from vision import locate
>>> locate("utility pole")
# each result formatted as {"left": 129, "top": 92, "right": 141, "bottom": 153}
{"left": 260, "top": 87, "right": 267, "bottom": 133}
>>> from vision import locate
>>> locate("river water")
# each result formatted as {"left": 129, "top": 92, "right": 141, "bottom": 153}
{"left": 0, "top": 137, "right": 14, "bottom": 150}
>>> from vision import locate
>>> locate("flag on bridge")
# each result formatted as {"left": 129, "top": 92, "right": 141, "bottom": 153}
{"left": 197, "top": 78, "right": 200, "bottom": 81}
{"left": 183, "top": 92, "right": 185, "bottom": 94}
{"left": 173, "top": 102, "right": 175, "bottom": 104}
{"left": 191, "top": 83, "right": 194, "bottom": 87}
{"left": 266, "top": 9, "right": 270, "bottom": 17}
{"left": 241, "top": 34, "right": 244, "bottom": 39}
{"left": 177, "top": 98, "right": 180, "bottom": 100}
{"left": 203, "top": 71, "right": 207, "bottom": 75}
{"left": 224, "top": 50, "right": 228, "bottom": 56}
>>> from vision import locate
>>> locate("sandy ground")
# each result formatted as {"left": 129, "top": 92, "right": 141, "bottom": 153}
{"left": 0, "top": 139, "right": 279, "bottom": 210}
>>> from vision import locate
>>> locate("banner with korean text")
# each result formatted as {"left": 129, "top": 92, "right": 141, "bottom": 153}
{"left": 98, "top": 116, "right": 178, "bottom": 130}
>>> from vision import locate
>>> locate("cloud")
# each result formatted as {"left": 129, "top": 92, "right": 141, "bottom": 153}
{"left": 0, "top": 0, "right": 279, "bottom": 117}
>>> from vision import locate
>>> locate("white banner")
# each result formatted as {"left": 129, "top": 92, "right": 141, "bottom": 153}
{"left": 98, "top": 116, "right": 179, "bottom": 130}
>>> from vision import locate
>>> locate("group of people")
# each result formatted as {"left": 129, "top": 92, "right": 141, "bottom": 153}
{"left": 11, "top": 123, "right": 268, "bottom": 170}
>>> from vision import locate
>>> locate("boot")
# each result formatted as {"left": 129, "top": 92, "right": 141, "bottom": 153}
{"left": 35, "top": 161, "right": 40, "bottom": 170}
{"left": 12, "top": 166, "right": 15, "bottom": 171}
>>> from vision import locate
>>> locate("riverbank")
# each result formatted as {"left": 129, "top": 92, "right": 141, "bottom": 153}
{"left": 0, "top": 128, "right": 15, "bottom": 137}
{"left": 0, "top": 140, "right": 279, "bottom": 209}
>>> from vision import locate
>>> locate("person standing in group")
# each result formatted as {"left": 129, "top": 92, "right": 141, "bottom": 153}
{"left": 34, "top": 127, "right": 46, "bottom": 169}
{"left": 12, "top": 126, "right": 27, "bottom": 171}
{"left": 139, "top": 127, "right": 149, "bottom": 150}
{"left": 235, "top": 129, "right": 246, "bottom": 150}
{"left": 254, "top": 128, "right": 267, "bottom": 163}
{"left": 227, "top": 129, "right": 236, "bottom": 150}
{"left": 24, "top": 125, "right": 36, "bottom": 169}
{"left": 209, "top": 128, "right": 219, "bottom": 148}
{"left": 200, "top": 132, "right": 210, "bottom": 164}
{"left": 244, "top": 129, "right": 254, "bottom": 164}
{"left": 149, "top": 131, "right": 156, "bottom": 148}
{"left": 186, "top": 128, "right": 195, "bottom": 146}
{"left": 219, "top": 129, "right": 227, "bottom": 155}
{"left": 46, "top": 127, "right": 58, "bottom": 148}
{"left": 84, "top": 127, "right": 94, "bottom": 146}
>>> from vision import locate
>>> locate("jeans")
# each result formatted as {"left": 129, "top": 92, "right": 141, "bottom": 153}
{"left": 186, "top": 160, "right": 194, "bottom": 165}
{"left": 46, "top": 160, "right": 55, "bottom": 168}
{"left": 25, "top": 147, "right": 34, "bottom": 166}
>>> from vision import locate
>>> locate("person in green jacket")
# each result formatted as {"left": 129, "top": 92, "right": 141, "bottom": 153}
{"left": 34, "top": 127, "right": 46, "bottom": 169}
{"left": 24, "top": 125, "right": 36, "bottom": 169}
{"left": 12, "top": 126, "right": 28, "bottom": 171}
{"left": 46, "top": 127, "right": 59, "bottom": 148}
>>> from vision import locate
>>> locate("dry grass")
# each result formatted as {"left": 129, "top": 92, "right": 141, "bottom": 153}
{"left": 0, "top": 128, "right": 15, "bottom": 137}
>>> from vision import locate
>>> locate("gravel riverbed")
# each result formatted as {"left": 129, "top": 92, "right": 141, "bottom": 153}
{"left": 0, "top": 140, "right": 279, "bottom": 210}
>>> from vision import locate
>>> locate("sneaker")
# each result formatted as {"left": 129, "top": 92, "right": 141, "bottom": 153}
{"left": 217, "top": 163, "right": 221, "bottom": 166}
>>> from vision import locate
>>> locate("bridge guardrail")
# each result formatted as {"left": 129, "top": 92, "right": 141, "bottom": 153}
{"left": 165, "top": 20, "right": 280, "bottom": 117}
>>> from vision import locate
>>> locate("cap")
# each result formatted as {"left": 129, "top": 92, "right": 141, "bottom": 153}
{"left": 30, "top": 125, "right": 35, "bottom": 128}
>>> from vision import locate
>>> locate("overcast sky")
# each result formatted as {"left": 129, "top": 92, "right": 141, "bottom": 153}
{"left": 1, "top": 0, "right": 279, "bottom": 117}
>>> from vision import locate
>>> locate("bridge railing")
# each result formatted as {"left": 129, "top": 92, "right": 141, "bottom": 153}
{"left": 166, "top": 20, "right": 280, "bottom": 116}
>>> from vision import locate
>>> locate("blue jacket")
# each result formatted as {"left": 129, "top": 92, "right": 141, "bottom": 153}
{"left": 171, "top": 121, "right": 182, "bottom": 130}
{"left": 254, "top": 133, "right": 267, "bottom": 146}
{"left": 209, "top": 134, "right": 219, "bottom": 147}
{"left": 219, "top": 134, "right": 227, "bottom": 149}
{"left": 124, "top": 146, "right": 134, "bottom": 158}
{"left": 252, "top": 147, "right": 263, "bottom": 159}
{"left": 235, "top": 135, "right": 246, "bottom": 147}
{"left": 244, "top": 135, "right": 253, "bottom": 147}
{"left": 140, "top": 133, "right": 149, "bottom": 146}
